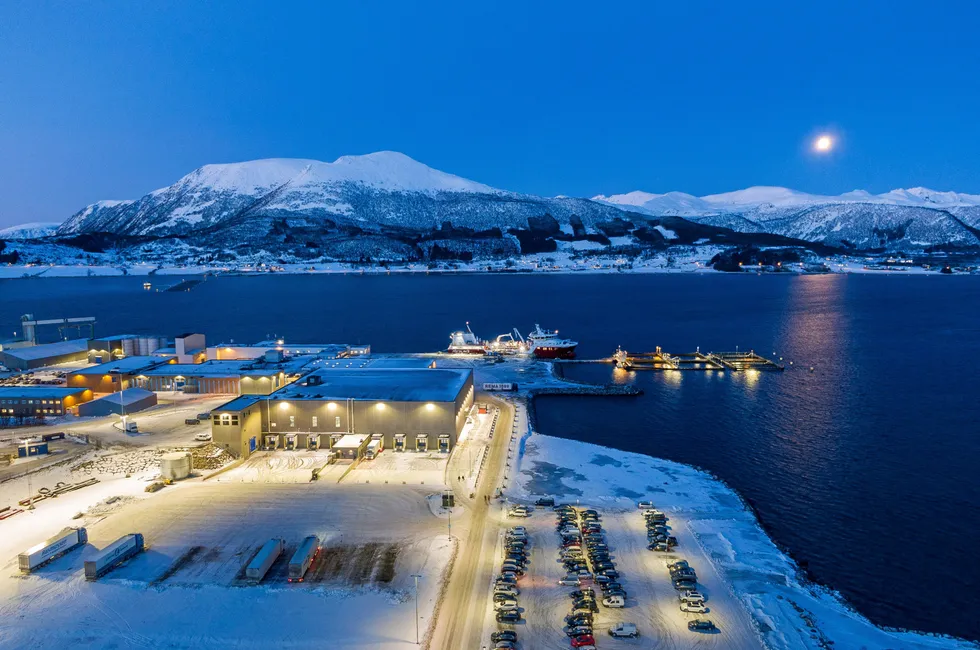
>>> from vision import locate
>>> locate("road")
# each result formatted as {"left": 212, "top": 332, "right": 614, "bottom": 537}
{"left": 429, "top": 393, "right": 513, "bottom": 650}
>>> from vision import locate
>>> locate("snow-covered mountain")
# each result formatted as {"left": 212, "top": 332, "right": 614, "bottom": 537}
{"left": 596, "top": 186, "right": 980, "bottom": 249}
{"left": 0, "top": 222, "right": 62, "bottom": 239}
{"left": 54, "top": 152, "right": 980, "bottom": 257}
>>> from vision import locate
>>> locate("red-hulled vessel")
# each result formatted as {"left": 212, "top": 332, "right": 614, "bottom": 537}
{"left": 527, "top": 324, "right": 577, "bottom": 359}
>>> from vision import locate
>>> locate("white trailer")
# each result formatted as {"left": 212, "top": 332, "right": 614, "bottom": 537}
{"left": 365, "top": 439, "right": 383, "bottom": 460}
{"left": 18, "top": 527, "right": 88, "bottom": 574}
{"left": 287, "top": 535, "right": 320, "bottom": 582}
{"left": 84, "top": 533, "right": 144, "bottom": 580}
{"left": 246, "top": 538, "right": 284, "bottom": 583}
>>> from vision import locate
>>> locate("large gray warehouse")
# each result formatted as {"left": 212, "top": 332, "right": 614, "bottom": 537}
{"left": 210, "top": 366, "right": 474, "bottom": 459}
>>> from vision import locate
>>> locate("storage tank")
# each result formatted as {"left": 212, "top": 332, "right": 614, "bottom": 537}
{"left": 137, "top": 336, "right": 163, "bottom": 356}
{"left": 121, "top": 337, "right": 136, "bottom": 357}
{"left": 160, "top": 451, "right": 192, "bottom": 480}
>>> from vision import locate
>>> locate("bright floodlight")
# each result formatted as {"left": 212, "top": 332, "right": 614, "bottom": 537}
{"left": 814, "top": 135, "right": 833, "bottom": 152}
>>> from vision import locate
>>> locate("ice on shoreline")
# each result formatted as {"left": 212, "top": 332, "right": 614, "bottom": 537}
{"left": 509, "top": 431, "right": 977, "bottom": 650}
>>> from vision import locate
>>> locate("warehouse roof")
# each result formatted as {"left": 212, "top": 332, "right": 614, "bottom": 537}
{"left": 274, "top": 368, "right": 472, "bottom": 402}
{"left": 87, "top": 387, "right": 156, "bottom": 406}
{"left": 1, "top": 339, "right": 89, "bottom": 362}
{"left": 70, "top": 356, "right": 172, "bottom": 376}
{"left": 0, "top": 386, "right": 91, "bottom": 399}
{"left": 332, "top": 434, "right": 369, "bottom": 450}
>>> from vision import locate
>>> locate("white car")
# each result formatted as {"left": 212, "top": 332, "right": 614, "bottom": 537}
{"left": 679, "top": 590, "right": 705, "bottom": 603}
{"left": 194, "top": 432, "right": 212, "bottom": 441}
{"left": 494, "top": 599, "right": 519, "bottom": 611}
{"left": 602, "top": 595, "right": 625, "bottom": 608}
{"left": 507, "top": 509, "right": 531, "bottom": 518}
{"left": 558, "top": 575, "right": 581, "bottom": 586}
{"left": 609, "top": 622, "right": 639, "bottom": 638}
{"left": 509, "top": 526, "right": 527, "bottom": 535}
{"left": 680, "top": 601, "right": 708, "bottom": 613}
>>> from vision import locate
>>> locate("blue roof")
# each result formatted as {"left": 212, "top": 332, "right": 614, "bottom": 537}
{"left": 0, "top": 386, "right": 90, "bottom": 399}
{"left": 89, "top": 388, "right": 156, "bottom": 406}
{"left": 71, "top": 356, "right": 172, "bottom": 376}
{"left": 2, "top": 339, "right": 89, "bottom": 361}
{"left": 275, "top": 368, "right": 472, "bottom": 402}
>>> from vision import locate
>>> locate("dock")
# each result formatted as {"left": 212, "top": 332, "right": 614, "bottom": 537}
{"left": 160, "top": 279, "right": 204, "bottom": 292}
{"left": 613, "top": 347, "right": 784, "bottom": 372}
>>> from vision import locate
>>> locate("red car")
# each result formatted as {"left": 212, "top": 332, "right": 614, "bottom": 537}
{"left": 571, "top": 635, "right": 596, "bottom": 647}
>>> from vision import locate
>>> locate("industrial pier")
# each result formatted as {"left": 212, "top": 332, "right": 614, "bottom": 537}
{"left": 613, "top": 347, "right": 784, "bottom": 372}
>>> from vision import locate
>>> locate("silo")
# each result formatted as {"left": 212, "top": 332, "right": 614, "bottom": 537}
{"left": 121, "top": 337, "right": 136, "bottom": 358}
{"left": 138, "top": 336, "right": 163, "bottom": 356}
{"left": 160, "top": 452, "right": 193, "bottom": 480}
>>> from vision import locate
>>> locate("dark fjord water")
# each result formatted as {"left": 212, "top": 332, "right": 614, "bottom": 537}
{"left": 1, "top": 273, "right": 978, "bottom": 639}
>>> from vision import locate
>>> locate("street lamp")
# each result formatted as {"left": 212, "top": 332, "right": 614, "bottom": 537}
{"left": 410, "top": 573, "right": 422, "bottom": 645}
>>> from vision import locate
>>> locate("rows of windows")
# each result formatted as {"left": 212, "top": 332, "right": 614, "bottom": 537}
{"left": 0, "top": 398, "right": 65, "bottom": 405}
{"left": 0, "top": 407, "right": 61, "bottom": 414}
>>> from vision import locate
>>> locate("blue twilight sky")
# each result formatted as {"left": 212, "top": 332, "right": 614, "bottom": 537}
{"left": 1, "top": 1, "right": 979, "bottom": 227}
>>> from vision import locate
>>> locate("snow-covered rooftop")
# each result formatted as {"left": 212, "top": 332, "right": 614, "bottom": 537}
{"left": 275, "top": 368, "right": 471, "bottom": 403}
{"left": 70, "top": 356, "right": 171, "bottom": 376}
{"left": 2, "top": 339, "right": 89, "bottom": 361}
{"left": 0, "top": 386, "right": 91, "bottom": 399}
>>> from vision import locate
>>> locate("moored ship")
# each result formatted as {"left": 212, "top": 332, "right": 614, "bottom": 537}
{"left": 447, "top": 322, "right": 486, "bottom": 354}
{"left": 527, "top": 324, "right": 577, "bottom": 359}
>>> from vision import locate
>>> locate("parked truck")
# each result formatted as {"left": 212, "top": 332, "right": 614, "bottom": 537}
{"left": 18, "top": 527, "right": 88, "bottom": 574}
{"left": 288, "top": 536, "right": 320, "bottom": 583}
{"left": 84, "top": 533, "right": 144, "bottom": 580}
{"left": 246, "top": 538, "right": 284, "bottom": 583}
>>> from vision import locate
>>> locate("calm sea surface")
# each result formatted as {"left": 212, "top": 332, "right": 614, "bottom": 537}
{"left": 2, "top": 273, "right": 979, "bottom": 639}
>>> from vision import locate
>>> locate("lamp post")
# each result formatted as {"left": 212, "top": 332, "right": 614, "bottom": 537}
{"left": 411, "top": 573, "right": 422, "bottom": 645}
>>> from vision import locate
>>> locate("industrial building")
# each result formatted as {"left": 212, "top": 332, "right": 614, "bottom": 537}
{"left": 0, "top": 386, "right": 94, "bottom": 421}
{"left": 210, "top": 366, "right": 474, "bottom": 459}
{"left": 140, "top": 360, "right": 288, "bottom": 394}
{"left": 76, "top": 388, "right": 158, "bottom": 418}
{"left": 87, "top": 335, "right": 168, "bottom": 364}
{"left": 207, "top": 340, "right": 370, "bottom": 361}
{"left": 67, "top": 356, "right": 175, "bottom": 393}
{"left": 0, "top": 339, "right": 90, "bottom": 370}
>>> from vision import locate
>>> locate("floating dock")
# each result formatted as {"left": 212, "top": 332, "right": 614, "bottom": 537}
{"left": 613, "top": 347, "right": 784, "bottom": 372}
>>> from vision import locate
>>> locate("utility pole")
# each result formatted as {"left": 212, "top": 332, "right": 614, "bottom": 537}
{"left": 411, "top": 573, "right": 422, "bottom": 645}
{"left": 27, "top": 470, "right": 35, "bottom": 510}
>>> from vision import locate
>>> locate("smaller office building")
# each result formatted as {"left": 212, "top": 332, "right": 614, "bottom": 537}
{"left": 0, "top": 339, "right": 90, "bottom": 370}
{"left": 0, "top": 386, "right": 94, "bottom": 420}
{"left": 76, "top": 388, "right": 158, "bottom": 417}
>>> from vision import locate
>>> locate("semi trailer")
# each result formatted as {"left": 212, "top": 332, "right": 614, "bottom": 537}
{"left": 84, "top": 533, "right": 145, "bottom": 580}
{"left": 246, "top": 538, "right": 284, "bottom": 583}
{"left": 288, "top": 536, "right": 320, "bottom": 582}
{"left": 18, "top": 527, "right": 88, "bottom": 573}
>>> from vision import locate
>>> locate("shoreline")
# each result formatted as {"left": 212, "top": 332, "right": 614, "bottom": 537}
{"left": 516, "top": 393, "right": 978, "bottom": 648}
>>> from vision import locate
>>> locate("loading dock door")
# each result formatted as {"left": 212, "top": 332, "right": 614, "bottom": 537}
{"left": 308, "top": 435, "right": 318, "bottom": 450}
{"left": 416, "top": 435, "right": 427, "bottom": 452}
{"left": 249, "top": 436, "right": 257, "bottom": 452}
{"left": 394, "top": 435, "right": 405, "bottom": 452}
{"left": 285, "top": 434, "right": 296, "bottom": 450}
{"left": 438, "top": 436, "right": 450, "bottom": 453}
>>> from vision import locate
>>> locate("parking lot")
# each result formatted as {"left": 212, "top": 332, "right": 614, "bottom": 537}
{"left": 481, "top": 503, "right": 764, "bottom": 649}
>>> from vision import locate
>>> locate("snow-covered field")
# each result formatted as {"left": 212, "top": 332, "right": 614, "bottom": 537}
{"left": 504, "top": 431, "right": 978, "bottom": 650}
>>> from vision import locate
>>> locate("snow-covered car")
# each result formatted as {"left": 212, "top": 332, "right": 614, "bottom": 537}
{"left": 194, "top": 432, "right": 212, "bottom": 441}
{"left": 609, "top": 622, "right": 639, "bottom": 638}
{"left": 680, "top": 601, "right": 708, "bottom": 613}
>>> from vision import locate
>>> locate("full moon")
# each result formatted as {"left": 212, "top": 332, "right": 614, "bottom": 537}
{"left": 814, "top": 135, "right": 833, "bottom": 152}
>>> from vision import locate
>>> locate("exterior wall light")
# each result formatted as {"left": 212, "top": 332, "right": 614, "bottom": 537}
{"left": 426, "top": 403, "right": 435, "bottom": 412}
{"left": 376, "top": 403, "right": 386, "bottom": 411}
{"left": 279, "top": 402, "right": 290, "bottom": 410}
{"left": 327, "top": 402, "right": 337, "bottom": 411}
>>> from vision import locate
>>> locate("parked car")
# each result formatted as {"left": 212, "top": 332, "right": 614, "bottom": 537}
{"left": 679, "top": 590, "right": 704, "bottom": 603}
{"left": 673, "top": 580, "right": 697, "bottom": 591}
{"left": 602, "top": 595, "right": 625, "bottom": 608}
{"left": 494, "top": 598, "right": 519, "bottom": 611}
{"left": 667, "top": 560, "right": 689, "bottom": 571}
{"left": 688, "top": 619, "right": 717, "bottom": 632}
{"left": 681, "top": 601, "right": 708, "bottom": 613}
{"left": 536, "top": 497, "right": 556, "bottom": 507}
{"left": 491, "top": 631, "right": 517, "bottom": 643}
{"left": 559, "top": 575, "right": 581, "bottom": 586}
{"left": 571, "top": 634, "right": 596, "bottom": 647}
{"left": 494, "top": 642, "right": 516, "bottom": 650}
{"left": 185, "top": 418, "right": 201, "bottom": 425}
{"left": 496, "top": 610, "right": 522, "bottom": 623}
{"left": 609, "top": 622, "right": 639, "bottom": 638}
{"left": 507, "top": 509, "right": 531, "bottom": 518}
{"left": 566, "top": 625, "right": 593, "bottom": 637}
{"left": 194, "top": 432, "right": 212, "bottom": 441}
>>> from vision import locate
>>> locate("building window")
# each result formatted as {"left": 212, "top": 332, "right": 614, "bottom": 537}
{"left": 289, "top": 415, "right": 295, "bottom": 427}
{"left": 311, "top": 416, "right": 318, "bottom": 428}
{"left": 335, "top": 416, "right": 341, "bottom": 428}
{"left": 231, "top": 416, "right": 239, "bottom": 425}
